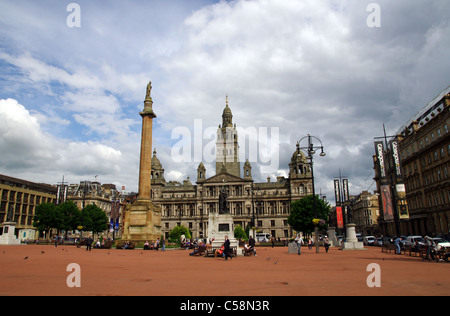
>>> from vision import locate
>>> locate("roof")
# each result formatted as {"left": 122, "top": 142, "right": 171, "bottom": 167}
{"left": 396, "top": 85, "right": 450, "bottom": 135}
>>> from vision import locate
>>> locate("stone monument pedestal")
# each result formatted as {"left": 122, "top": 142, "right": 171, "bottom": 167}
{"left": 327, "top": 227, "right": 339, "bottom": 247}
{"left": 0, "top": 222, "right": 21, "bottom": 245}
{"left": 207, "top": 212, "right": 242, "bottom": 256}
{"left": 122, "top": 200, "right": 161, "bottom": 243}
{"left": 341, "top": 223, "right": 365, "bottom": 250}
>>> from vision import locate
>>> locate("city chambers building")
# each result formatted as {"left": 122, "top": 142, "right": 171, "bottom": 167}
{"left": 151, "top": 100, "right": 313, "bottom": 240}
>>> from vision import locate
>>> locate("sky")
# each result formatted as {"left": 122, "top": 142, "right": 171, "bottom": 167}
{"left": 0, "top": 0, "right": 449, "bottom": 204}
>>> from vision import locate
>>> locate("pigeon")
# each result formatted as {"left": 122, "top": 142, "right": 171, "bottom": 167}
{"left": 266, "top": 257, "right": 271, "bottom": 261}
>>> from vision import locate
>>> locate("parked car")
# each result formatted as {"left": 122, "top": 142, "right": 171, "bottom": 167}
{"left": 405, "top": 236, "right": 425, "bottom": 248}
{"left": 382, "top": 236, "right": 395, "bottom": 245}
{"left": 375, "top": 237, "right": 383, "bottom": 247}
{"left": 363, "top": 236, "right": 376, "bottom": 246}
{"left": 431, "top": 238, "right": 450, "bottom": 251}
{"left": 356, "top": 233, "right": 363, "bottom": 242}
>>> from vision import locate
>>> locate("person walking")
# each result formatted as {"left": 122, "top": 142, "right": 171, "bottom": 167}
{"left": 295, "top": 233, "right": 304, "bottom": 255}
{"left": 161, "top": 237, "right": 166, "bottom": 252}
{"left": 86, "top": 235, "right": 93, "bottom": 251}
{"left": 224, "top": 235, "right": 232, "bottom": 261}
{"left": 394, "top": 237, "right": 402, "bottom": 255}
{"left": 423, "top": 235, "right": 435, "bottom": 261}
{"left": 308, "top": 237, "right": 313, "bottom": 250}
{"left": 324, "top": 236, "right": 330, "bottom": 253}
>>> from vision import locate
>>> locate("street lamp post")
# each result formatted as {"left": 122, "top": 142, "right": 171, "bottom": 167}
{"left": 298, "top": 134, "right": 326, "bottom": 253}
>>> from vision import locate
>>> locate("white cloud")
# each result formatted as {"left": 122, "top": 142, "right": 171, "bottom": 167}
{"left": 0, "top": 0, "right": 449, "bottom": 203}
{"left": 0, "top": 98, "right": 135, "bottom": 187}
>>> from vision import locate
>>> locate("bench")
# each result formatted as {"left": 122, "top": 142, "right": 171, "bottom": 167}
{"left": 116, "top": 241, "right": 135, "bottom": 249}
{"left": 204, "top": 246, "right": 237, "bottom": 258}
{"left": 403, "top": 245, "right": 419, "bottom": 257}
{"left": 94, "top": 240, "right": 113, "bottom": 249}
{"left": 190, "top": 245, "right": 207, "bottom": 256}
{"left": 76, "top": 240, "right": 87, "bottom": 248}
{"left": 244, "top": 247, "right": 256, "bottom": 256}
{"left": 436, "top": 249, "right": 449, "bottom": 262}
{"left": 382, "top": 244, "right": 398, "bottom": 253}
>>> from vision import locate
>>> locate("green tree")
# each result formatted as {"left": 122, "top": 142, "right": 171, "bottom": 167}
{"left": 288, "top": 195, "right": 330, "bottom": 236}
{"left": 169, "top": 225, "right": 191, "bottom": 242}
{"left": 234, "top": 224, "right": 247, "bottom": 240}
{"left": 33, "top": 202, "right": 57, "bottom": 239}
{"left": 57, "top": 201, "right": 81, "bottom": 237}
{"left": 82, "top": 204, "right": 109, "bottom": 235}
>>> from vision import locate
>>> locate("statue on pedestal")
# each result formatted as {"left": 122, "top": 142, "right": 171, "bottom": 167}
{"left": 219, "top": 185, "right": 228, "bottom": 214}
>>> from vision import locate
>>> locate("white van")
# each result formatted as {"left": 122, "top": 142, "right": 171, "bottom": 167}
{"left": 255, "top": 233, "right": 271, "bottom": 242}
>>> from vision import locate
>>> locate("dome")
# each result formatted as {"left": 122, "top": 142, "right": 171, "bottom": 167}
{"left": 221, "top": 95, "right": 233, "bottom": 127}
{"left": 291, "top": 142, "right": 307, "bottom": 164}
{"left": 151, "top": 149, "right": 162, "bottom": 169}
{"left": 223, "top": 104, "right": 232, "bottom": 116}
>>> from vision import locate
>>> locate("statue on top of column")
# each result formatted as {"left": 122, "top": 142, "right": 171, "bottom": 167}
{"left": 146, "top": 81, "right": 152, "bottom": 100}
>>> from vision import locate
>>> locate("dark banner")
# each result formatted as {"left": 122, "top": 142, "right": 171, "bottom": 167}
{"left": 334, "top": 179, "right": 341, "bottom": 205}
{"left": 342, "top": 179, "right": 349, "bottom": 202}
{"left": 374, "top": 141, "right": 388, "bottom": 184}
{"left": 390, "top": 140, "right": 404, "bottom": 183}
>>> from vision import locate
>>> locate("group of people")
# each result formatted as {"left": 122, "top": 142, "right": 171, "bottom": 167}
{"left": 294, "top": 234, "right": 331, "bottom": 255}
{"left": 144, "top": 238, "right": 165, "bottom": 251}
{"left": 185, "top": 236, "right": 236, "bottom": 260}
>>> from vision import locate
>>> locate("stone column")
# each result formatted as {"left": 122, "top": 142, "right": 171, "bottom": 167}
{"left": 137, "top": 92, "right": 156, "bottom": 201}
{"left": 121, "top": 81, "right": 161, "bottom": 244}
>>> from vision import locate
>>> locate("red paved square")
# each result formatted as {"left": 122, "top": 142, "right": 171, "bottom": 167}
{"left": 0, "top": 245, "right": 448, "bottom": 296}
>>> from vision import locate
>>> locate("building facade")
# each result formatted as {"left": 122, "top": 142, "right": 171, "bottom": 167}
{"left": 0, "top": 174, "right": 57, "bottom": 238}
{"left": 351, "top": 191, "right": 380, "bottom": 236}
{"left": 397, "top": 87, "right": 450, "bottom": 236}
{"left": 151, "top": 100, "right": 313, "bottom": 240}
{"left": 67, "top": 181, "right": 124, "bottom": 238}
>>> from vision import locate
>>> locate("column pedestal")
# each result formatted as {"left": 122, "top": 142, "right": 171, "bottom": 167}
{"left": 0, "top": 222, "right": 21, "bottom": 245}
{"left": 341, "top": 223, "right": 365, "bottom": 250}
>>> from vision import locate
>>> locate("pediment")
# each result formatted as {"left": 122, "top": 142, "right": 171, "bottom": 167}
{"left": 202, "top": 172, "right": 249, "bottom": 184}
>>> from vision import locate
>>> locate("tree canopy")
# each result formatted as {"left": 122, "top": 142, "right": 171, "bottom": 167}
{"left": 288, "top": 195, "right": 330, "bottom": 236}
{"left": 33, "top": 201, "right": 108, "bottom": 238}
{"left": 169, "top": 225, "right": 191, "bottom": 242}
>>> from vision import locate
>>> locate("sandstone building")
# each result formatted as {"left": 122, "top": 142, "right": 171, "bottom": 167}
{"left": 397, "top": 86, "right": 450, "bottom": 236}
{"left": 151, "top": 100, "right": 313, "bottom": 240}
{"left": 0, "top": 174, "right": 57, "bottom": 240}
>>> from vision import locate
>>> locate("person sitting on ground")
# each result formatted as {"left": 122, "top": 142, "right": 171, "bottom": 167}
{"left": 144, "top": 241, "right": 150, "bottom": 250}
